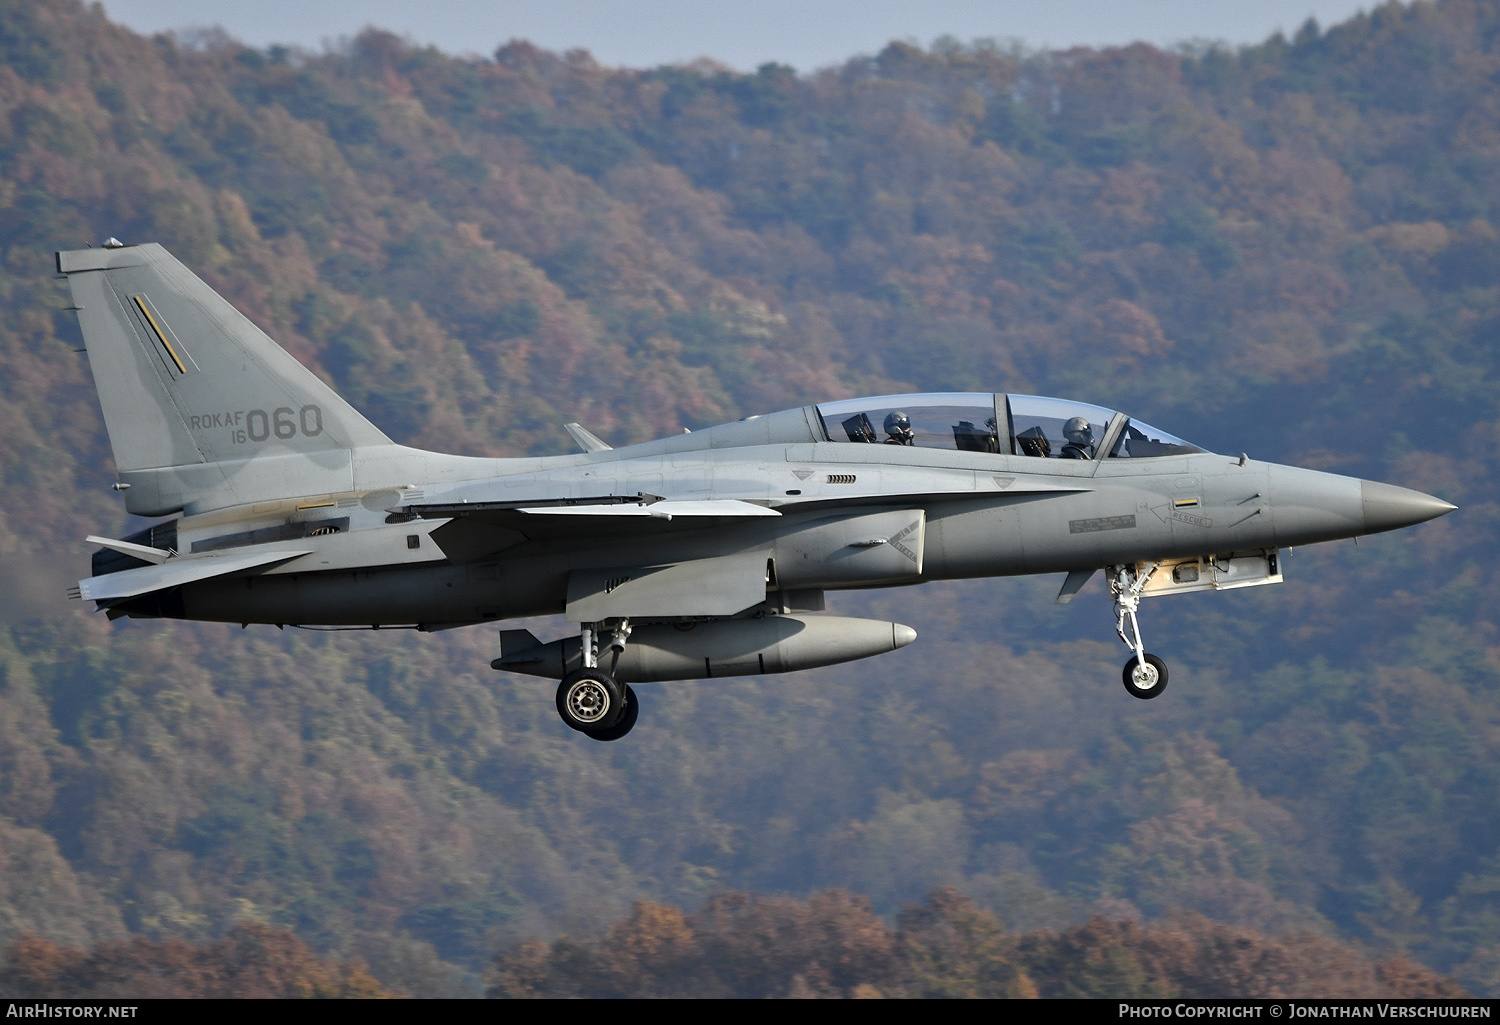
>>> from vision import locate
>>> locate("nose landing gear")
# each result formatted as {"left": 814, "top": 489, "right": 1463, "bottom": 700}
{"left": 1110, "top": 564, "right": 1168, "bottom": 699}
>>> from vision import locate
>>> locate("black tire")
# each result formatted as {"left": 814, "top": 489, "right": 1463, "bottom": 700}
{"left": 556, "top": 670, "right": 624, "bottom": 731}
{"left": 582, "top": 685, "right": 639, "bottom": 742}
{"left": 1122, "top": 654, "right": 1169, "bottom": 699}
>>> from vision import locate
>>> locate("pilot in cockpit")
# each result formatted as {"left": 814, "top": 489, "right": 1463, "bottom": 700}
{"left": 1060, "top": 416, "right": 1096, "bottom": 459}
{"left": 884, "top": 411, "right": 915, "bottom": 445}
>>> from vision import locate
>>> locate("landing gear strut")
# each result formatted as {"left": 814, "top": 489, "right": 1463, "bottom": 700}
{"left": 1110, "top": 564, "right": 1169, "bottom": 699}
{"left": 555, "top": 620, "right": 639, "bottom": 740}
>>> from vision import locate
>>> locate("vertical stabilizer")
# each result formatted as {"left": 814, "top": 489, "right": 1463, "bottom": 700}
{"left": 58, "top": 243, "right": 392, "bottom": 515}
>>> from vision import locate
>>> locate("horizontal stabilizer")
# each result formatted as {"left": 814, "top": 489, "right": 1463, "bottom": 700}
{"left": 522, "top": 499, "right": 780, "bottom": 519}
{"left": 86, "top": 534, "right": 173, "bottom": 565}
{"left": 78, "top": 548, "right": 311, "bottom": 602}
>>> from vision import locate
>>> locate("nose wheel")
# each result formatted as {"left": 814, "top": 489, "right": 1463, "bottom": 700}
{"left": 1122, "top": 654, "right": 1168, "bottom": 699}
{"left": 1110, "top": 564, "right": 1169, "bottom": 699}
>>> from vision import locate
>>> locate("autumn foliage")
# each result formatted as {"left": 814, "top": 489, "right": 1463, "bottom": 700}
{"left": 489, "top": 888, "right": 1466, "bottom": 998}
{"left": 0, "top": 923, "right": 386, "bottom": 998}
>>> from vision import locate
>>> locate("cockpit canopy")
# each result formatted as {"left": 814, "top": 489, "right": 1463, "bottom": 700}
{"left": 815, "top": 392, "right": 1204, "bottom": 459}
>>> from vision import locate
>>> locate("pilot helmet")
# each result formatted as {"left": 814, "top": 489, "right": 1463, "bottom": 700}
{"left": 884, "top": 411, "right": 914, "bottom": 441}
{"left": 1063, "top": 416, "right": 1094, "bottom": 445}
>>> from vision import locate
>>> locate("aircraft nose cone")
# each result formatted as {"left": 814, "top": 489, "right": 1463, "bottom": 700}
{"left": 893, "top": 624, "right": 917, "bottom": 649}
{"left": 1361, "top": 480, "right": 1456, "bottom": 535}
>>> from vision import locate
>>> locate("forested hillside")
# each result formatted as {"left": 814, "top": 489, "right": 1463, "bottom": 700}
{"left": 0, "top": 890, "right": 1467, "bottom": 998}
{"left": 486, "top": 889, "right": 1467, "bottom": 998}
{"left": 0, "top": 0, "right": 1497, "bottom": 996}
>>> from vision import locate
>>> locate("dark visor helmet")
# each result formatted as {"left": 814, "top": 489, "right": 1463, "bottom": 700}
{"left": 884, "top": 411, "right": 914, "bottom": 441}
{"left": 1063, "top": 416, "right": 1094, "bottom": 445}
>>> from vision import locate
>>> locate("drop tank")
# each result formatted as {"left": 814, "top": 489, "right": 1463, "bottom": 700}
{"left": 492, "top": 614, "right": 916, "bottom": 683}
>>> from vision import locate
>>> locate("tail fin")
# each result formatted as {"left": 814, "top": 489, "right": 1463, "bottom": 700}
{"left": 58, "top": 243, "right": 392, "bottom": 515}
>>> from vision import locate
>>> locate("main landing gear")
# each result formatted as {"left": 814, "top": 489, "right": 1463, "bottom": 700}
{"left": 1110, "top": 564, "right": 1169, "bottom": 699}
{"left": 556, "top": 620, "right": 639, "bottom": 741}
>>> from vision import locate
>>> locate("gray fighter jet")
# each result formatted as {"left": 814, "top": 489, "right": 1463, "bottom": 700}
{"left": 60, "top": 242, "right": 1455, "bottom": 740}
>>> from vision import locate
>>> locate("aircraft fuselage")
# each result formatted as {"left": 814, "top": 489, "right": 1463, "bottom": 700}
{"left": 133, "top": 432, "right": 1424, "bottom": 629}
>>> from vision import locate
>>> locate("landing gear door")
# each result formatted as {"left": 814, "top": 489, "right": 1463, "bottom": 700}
{"left": 1136, "top": 550, "right": 1283, "bottom": 598}
{"left": 1210, "top": 550, "right": 1283, "bottom": 591}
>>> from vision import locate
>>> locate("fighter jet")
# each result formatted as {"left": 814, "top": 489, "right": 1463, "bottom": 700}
{"left": 59, "top": 242, "right": 1455, "bottom": 741}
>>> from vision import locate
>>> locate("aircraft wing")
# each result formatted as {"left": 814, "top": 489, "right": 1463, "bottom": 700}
{"left": 520, "top": 499, "right": 779, "bottom": 519}
{"left": 77, "top": 548, "right": 312, "bottom": 601}
{"left": 408, "top": 495, "right": 777, "bottom": 517}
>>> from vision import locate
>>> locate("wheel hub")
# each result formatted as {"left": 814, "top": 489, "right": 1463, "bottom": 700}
{"left": 1132, "top": 662, "right": 1160, "bottom": 690}
{"left": 567, "top": 680, "right": 611, "bottom": 723}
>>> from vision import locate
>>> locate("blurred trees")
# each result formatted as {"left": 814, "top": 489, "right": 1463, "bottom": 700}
{"left": 0, "top": 0, "right": 1496, "bottom": 997}
{"left": 488, "top": 888, "right": 1466, "bottom": 998}
{"left": 0, "top": 923, "right": 386, "bottom": 997}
